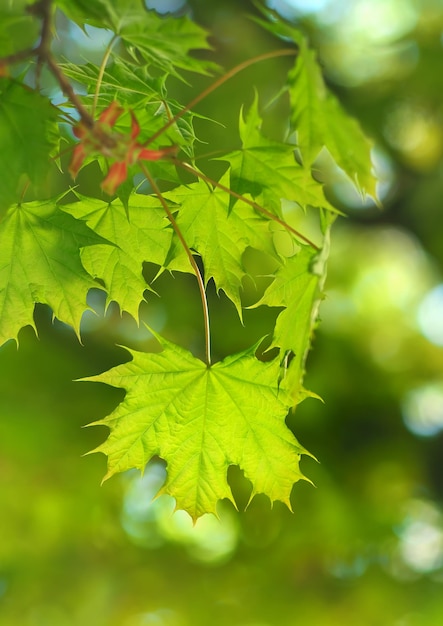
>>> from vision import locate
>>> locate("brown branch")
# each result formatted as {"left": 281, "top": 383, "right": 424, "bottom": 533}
{"left": 33, "top": 0, "right": 51, "bottom": 86}
{"left": 0, "top": 47, "right": 37, "bottom": 66}
{"left": 46, "top": 56, "right": 94, "bottom": 127}
{"left": 0, "top": 0, "right": 94, "bottom": 128}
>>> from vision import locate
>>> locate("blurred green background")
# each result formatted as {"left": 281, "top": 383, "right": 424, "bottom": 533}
{"left": 1, "top": 0, "right": 443, "bottom": 624}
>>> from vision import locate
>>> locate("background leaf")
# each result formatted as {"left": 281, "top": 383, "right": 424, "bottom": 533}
{"left": 252, "top": 8, "right": 377, "bottom": 200}
{"left": 56, "top": 0, "right": 217, "bottom": 77}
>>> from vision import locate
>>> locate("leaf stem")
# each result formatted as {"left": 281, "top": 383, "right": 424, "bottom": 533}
{"left": 174, "top": 159, "right": 320, "bottom": 251}
{"left": 139, "top": 163, "right": 212, "bottom": 366}
{"left": 144, "top": 48, "right": 297, "bottom": 147}
{"left": 92, "top": 34, "right": 118, "bottom": 117}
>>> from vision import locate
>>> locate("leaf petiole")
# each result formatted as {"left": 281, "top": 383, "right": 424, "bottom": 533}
{"left": 144, "top": 48, "right": 297, "bottom": 148}
{"left": 139, "top": 163, "right": 212, "bottom": 366}
{"left": 174, "top": 159, "right": 320, "bottom": 251}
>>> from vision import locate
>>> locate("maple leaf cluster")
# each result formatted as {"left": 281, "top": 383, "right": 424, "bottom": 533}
{"left": 0, "top": 0, "right": 377, "bottom": 519}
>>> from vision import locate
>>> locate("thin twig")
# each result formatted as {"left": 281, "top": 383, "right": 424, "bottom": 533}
{"left": 92, "top": 34, "right": 118, "bottom": 117}
{"left": 46, "top": 56, "right": 94, "bottom": 127}
{"left": 174, "top": 160, "right": 320, "bottom": 251}
{"left": 0, "top": 0, "right": 94, "bottom": 128}
{"left": 0, "top": 47, "right": 36, "bottom": 65}
{"left": 34, "top": 0, "right": 51, "bottom": 87}
{"left": 139, "top": 163, "right": 212, "bottom": 366}
{"left": 144, "top": 48, "right": 297, "bottom": 147}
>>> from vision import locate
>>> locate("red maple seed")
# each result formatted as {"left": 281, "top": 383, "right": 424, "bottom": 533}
{"left": 69, "top": 101, "right": 178, "bottom": 195}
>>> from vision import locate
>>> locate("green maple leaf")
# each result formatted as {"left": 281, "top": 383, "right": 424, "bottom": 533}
{"left": 0, "top": 1, "right": 39, "bottom": 56}
{"left": 60, "top": 59, "right": 166, "bottom": 108}
{"left": 112, "top": 1, "right": 216, "bottom": 77}
{"left": 87, "top": 335, "right": 309, "bottom": 520}
{"left": 58, "top": 0, "right": 216, "bottom": 78}
{"left": 0, "top": 200, "right": 108, "bottom": 345}
{"left": 165, "top": 174, "right": 277, "bottom": 317}
{"left": 223, "top": 93, "right": 337, "bottom": 216}
{"left": 61, "top": 194, "right": 173, "bottom": 320}
{"left": 288, "top": 39, "right": 377, "bottom": 200}
{"left": 252, "top": 8, "right": 377, "bottom": 200}
{"left": 0, "top": 79, "right": 57, "bottom": 212}
{"left": 54, "top": 0, "right": 112, "bottom": 25}
{"left": 254, "top": 225, "right": 331, "bottom": 400}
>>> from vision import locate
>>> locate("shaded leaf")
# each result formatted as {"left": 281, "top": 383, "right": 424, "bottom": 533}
{"left": 0, "top": 1, "right": 39, "bottom": 56}
{"left": 252, "top": 8, "right": 377, "bottom": 199}
{"left": 0, "top": 79, "right": 57, "bottom": 212}
{"left": 54, "top": 0, "right": 112, "bottom": 25}
{"left": 58, "top": 0, "right": 217, "bottom": 77}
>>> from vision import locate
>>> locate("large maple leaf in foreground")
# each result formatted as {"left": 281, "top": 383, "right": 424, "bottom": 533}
{"left": 86, "top": 336, "right": 310, "bottom": 520}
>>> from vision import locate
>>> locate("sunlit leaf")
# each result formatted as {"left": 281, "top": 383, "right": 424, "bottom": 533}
{"left": 61, "top": 58, "right": 166, "bottom": 108}
{"left": 87, "top": 336, "right": 309, "bottom": 520}
{"left": 61, "top": 194, "right": 173, "bottom": 320}
{"left": 288, "top": 39, "right": 377, "bottom": 199}
{"left": 166, "top": 174, "right": 277, "bottom": 317}
{"left": 223, "top": 93, "right": 338, "bottom": 216}
{"left": 0, "top": 200, "right": 108, "bottom": 345}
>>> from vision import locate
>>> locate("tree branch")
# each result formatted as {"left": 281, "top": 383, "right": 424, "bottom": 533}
{"left": 0, "top": 0, "right": 94, "bottom": 128}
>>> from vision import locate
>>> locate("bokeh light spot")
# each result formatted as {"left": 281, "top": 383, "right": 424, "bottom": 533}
{"left": 267, "top": 0, "right": 331, "bottom": 17}
{"left": 145, "top": 0, "right": 186, "bottom": 13}
{"left": 157, "top": 506, "right": 239, "bottom": 564}
{"left": 417, "top": 283, "right": 443, "bottom": 347}
{"left": 125, "top": 608, "right": 184, "bottom": 626}
{"left": 121, "top": 463, "right": 239, "bottom": 563}
{"left": 397, "top": 500, "right": 443, "bottom": 573}
{"left": 384, "top": 102, "right": 443, "bottom": 170}
{"left": 345, "top": 0, "right": 418, "bottom": 44}
{"left": 402, "top": 383, "right": 443, "bottom": 437}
